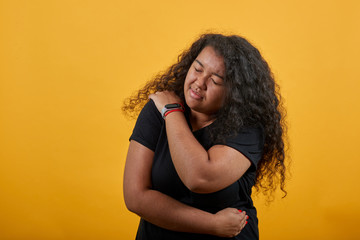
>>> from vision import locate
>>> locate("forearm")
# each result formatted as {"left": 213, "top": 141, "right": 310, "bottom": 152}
{"left": 164, "top": 111, "right": 250, "bottom": 193}
{"left": 165, "top": 112, "right": 211, "bottom": 190}
{"left": 126, "top": 188, "right": 217, "bottom": 235}
{"left": 124, "top": 139, "right": 217, "bottom": 235}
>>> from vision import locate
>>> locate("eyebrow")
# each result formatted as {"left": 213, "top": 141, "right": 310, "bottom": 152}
{"left": 195, "top": 59, "right": 224, "bottom": 80}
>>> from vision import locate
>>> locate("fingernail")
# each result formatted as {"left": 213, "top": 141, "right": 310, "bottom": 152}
{"left": 245, "top": 221, "right": 248, "bottom": 225}
{"left": 246, "top": 216, "right": 249, "bottom": 219}
{"left": 238, "top": 210, "right": 242, "bottom": 212}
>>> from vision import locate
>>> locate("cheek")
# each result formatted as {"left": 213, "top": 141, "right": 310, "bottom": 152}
{"left": 213, "top": 89, "right": 226, "bottom": 107}
{"left": 183, "top": 75, "right": 189, "bottom": 88}
{"left": 213, "top": 88, "right": 226, "bottom": 100}
{"left": 184, "top": 73, "right": 193, "bottom": 93}
{"left": 185, "top": 70, "right": 196, "bottom": 83}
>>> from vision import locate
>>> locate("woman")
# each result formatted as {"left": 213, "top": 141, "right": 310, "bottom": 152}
{"left": 123, "top": 33, "right": 288, "bottom": 239}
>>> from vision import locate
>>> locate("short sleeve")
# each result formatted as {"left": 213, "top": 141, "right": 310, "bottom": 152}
{"left": 129, "top": 100, "right": 163, "bottom": 152}
{"left": 225, "top": 125, "right": 265, "bottom": 170}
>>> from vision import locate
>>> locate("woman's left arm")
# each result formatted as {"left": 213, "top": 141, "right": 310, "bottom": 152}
{"left": 149, "top": 91, "right": 252, "bottom": 194}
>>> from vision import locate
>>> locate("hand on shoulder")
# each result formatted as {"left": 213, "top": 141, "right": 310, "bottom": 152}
{"left": 149, "top": 91, "right": 182, "bottom": 112}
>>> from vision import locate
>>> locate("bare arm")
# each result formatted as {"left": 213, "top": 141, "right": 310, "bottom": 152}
{"left": 149, "top": 91, "right": 252, "bottom": 194}
{"left": 123, "top": 140, "right": 247, "bottom": 237}
{"left": 165, "top": 112, "right": 251, "bottom": 193}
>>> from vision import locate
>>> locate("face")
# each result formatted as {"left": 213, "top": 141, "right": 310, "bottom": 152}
{"left": 184, "top": 46, "right": 226, "bottom": 116}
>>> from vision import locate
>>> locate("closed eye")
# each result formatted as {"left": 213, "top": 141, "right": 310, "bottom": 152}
{"left": 194, "top": 67, "right": 202, "bottom": 72}
{"left": 211, "top": 78, "right": 220, "bottom": 85}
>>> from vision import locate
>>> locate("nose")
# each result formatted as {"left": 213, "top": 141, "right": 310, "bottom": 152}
{"left": 194, "top": 75, "right": 207, "bottom": 90}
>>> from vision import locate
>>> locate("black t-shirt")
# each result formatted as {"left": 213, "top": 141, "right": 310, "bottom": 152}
{"left": 130, "top": 100, "right": 264, "bottom": 240}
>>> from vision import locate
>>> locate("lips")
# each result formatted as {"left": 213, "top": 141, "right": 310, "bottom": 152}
{"left": 189, "top": 87, "right": 203, "bottom": 100}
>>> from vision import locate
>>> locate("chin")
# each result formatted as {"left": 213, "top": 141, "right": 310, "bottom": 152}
{"left": 185, "top": 97, "right": 200, "bottom": 108}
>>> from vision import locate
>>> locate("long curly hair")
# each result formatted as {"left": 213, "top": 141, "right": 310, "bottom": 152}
{"left": 123, "top": 33, "right": 289, "bottom": 200}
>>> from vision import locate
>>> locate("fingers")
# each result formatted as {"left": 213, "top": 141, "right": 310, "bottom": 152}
{"left": 237, "top": 209, "right": 248, "bottom": 234}
{"left": 238, "top": 210, "right": 247, "bottom": 219}
{"left": 213, "top": 208, "right": 249, "bottom": 237}
{"left": 148, "top": 91, "right": 159, "bottom": 100}
{"left": 148, "top": 92, "right": 157, "bottom": 100}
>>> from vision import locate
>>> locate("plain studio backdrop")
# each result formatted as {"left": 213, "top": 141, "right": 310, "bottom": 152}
{"left": 0, "top": 0, "right": 359, "bottom": 239}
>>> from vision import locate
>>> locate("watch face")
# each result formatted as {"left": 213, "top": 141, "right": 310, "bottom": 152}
{"left": 165, "top": 103, "right": 181, "bottom": 109}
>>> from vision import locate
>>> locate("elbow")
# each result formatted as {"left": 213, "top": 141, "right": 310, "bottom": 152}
{"left": 187, "top": 185, "right": 207, "bottom": 194}
{"left": 182, "top": 169, "right": 222, "bottom": 193}
{"left": 123, "top": 189, "right": 142, "bottom": 214}
{"left": 188, "top": 185, "right": 211, "bottom": 194}
{"left": 124, "top": 194, "right": 137, "bottom": 213}
{"left": 184, "top": 177, "right": 213, "bottom": 194}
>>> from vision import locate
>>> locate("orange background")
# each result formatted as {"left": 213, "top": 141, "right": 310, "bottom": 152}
{"left": 1, "top": 0, "right": 359, "bottom": 239}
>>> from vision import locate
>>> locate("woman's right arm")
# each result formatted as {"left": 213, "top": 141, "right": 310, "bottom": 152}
{"left": 123, "top": 140, "right": 247, "bottom": 237}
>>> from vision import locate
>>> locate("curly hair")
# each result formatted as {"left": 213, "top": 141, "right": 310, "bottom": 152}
{"left": 123, "top": 33, "right": 289, "bottom": 201}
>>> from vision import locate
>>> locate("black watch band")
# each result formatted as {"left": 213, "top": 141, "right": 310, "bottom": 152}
{"left": 161, "top": 103, "right": 184, "bottom": 119}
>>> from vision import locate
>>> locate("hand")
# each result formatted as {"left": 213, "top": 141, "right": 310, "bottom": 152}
{"left": 212, "top": 208, "right": 248, "bottom": 238}
{"left": 148, "top": 91, "right": 182, "bottom": 113}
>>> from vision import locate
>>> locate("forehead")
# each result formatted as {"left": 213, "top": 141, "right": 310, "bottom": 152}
{"left": 196, "top": 46, "right": 225, "bottom": 75}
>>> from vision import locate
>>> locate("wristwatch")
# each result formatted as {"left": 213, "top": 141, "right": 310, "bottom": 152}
{"left": 161, "top": 103, "right": 184, "bottom": 119}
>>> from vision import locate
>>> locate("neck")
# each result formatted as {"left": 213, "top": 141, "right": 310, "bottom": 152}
{"left": 189, "top": 110, "right": 216, "bottom": 131}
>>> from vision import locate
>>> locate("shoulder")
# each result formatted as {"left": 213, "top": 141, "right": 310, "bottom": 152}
{"left": 232, "top": 124, "right": 264, "bottom": 145}
{"left": 135, "top": 99, "right": 163, "bottom": 127}
{"left": 140, "top": 99, "right": 162, "bottom": 119}
{"left": 224, "top": 124, "right": 265, "bottom": 169}
{"left": 129, "top": 100, "right": 164, "bottom": 151}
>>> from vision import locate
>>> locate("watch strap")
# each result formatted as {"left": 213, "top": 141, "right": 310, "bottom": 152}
{"left": 161, "top": 103, "right": 184, "bottom": 119}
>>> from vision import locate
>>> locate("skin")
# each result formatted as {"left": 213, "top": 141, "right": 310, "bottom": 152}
{"left": 183, "top": 46, "right": 227, "bottom": 130}
{"left": 124, "top": 46, "right": 249, "bottom": 237}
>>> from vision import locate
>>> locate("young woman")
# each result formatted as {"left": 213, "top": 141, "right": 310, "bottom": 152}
{"left": 123, "top": 33, "right": 288, "bottom": 239}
